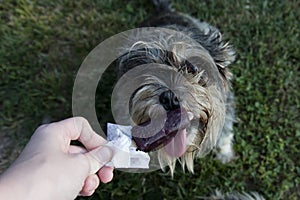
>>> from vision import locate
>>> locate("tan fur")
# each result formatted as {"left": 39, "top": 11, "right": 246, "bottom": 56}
{"left": 117, "top": 8, "right": 236, "bottom": 175}
{"left": 127, "top": 43, "right": 229, "bottom": 173}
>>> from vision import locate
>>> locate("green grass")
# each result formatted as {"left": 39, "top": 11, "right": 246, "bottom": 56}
{"left": 0, "top": 0, "right": 299, "bottom": 199}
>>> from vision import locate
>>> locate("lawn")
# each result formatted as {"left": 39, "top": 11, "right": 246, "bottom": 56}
{"left": 0, "top": 0, "right": 299, "bottom": 199}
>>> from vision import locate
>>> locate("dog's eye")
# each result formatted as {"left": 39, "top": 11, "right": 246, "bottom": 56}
{"left": 187, "top": 64, "right": 198, "bottom": 74}
{"left": 179, "top": 61, "right": 198, "bottom": 75}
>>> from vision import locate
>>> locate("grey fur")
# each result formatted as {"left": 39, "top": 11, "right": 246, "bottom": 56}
{"left": 114, "top": 1, "right": 265, "bottom": 199}
{"left": 117, "top": 0, "right": 236, "bottom": 173}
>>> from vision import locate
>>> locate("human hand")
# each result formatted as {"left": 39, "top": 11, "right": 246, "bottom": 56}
{"left": 0, "top": 117, "right": 113, "bottom": 200}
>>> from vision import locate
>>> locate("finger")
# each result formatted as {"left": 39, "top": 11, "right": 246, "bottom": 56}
{"left": 79, "top": 174, "right": 100, "bottom": 196}
{"left": 68, "top": 145, "right": 87, "bottom": 154}
{"left": 54, "top": 117, "right": 107, "bottom": 150}
{"left": 98, "top": 166, "right": 114, "bottom": 183}
{"left": 84, "top": 146, "right": 113, "bottom": 174}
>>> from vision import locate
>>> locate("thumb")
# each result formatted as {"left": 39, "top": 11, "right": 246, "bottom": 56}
{"left": 84, "top": 146, "right": 113, "bottom": 174}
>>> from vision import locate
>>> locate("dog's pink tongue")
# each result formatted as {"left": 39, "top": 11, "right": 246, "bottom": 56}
{"left": 164, "top": 129, "right": 187, "bottom": 157}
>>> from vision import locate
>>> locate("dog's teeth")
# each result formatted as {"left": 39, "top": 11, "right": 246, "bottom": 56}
{"left": 187, "top": 112, "right": 194, "bottom": 120}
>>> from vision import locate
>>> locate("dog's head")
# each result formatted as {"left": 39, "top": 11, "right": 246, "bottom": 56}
{"left": 116, "top": 27, "right": 235, "bottom": 173}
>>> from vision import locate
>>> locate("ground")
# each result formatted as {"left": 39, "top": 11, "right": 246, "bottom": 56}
{"left": 0, "top": 0, "right": 299, "bottom": 199}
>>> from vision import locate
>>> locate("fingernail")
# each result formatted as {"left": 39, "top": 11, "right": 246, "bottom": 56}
{"left": 97, "top": 146, "right": 113, "bottom": 164}
{"left": 87, "top": 178, "right": 97, "bottom": 190}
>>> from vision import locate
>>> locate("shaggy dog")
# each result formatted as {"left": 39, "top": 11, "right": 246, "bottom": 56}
{"left": 113, "top": 1, "right": 265, "bottom": 199}
{"left": 117, "top": 0, "right": 235, "bottom": 174}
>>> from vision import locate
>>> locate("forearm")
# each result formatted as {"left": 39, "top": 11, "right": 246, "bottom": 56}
{"left": 0, "top": 158, "right": 71, "bottom": 200}
{"left": 0, "top": 165, "right": 54, "bottom": 200}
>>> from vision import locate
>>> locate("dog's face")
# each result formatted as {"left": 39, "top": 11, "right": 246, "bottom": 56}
{"left": 117, "top": 30, "right": 232, "bottom": 173}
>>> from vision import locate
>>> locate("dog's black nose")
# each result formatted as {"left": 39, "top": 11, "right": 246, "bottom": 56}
{"left": 159, "top": 90, "right": 180, "bottom": 111}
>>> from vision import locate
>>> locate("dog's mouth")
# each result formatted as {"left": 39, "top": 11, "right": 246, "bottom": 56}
{"left": 132, "top": 108, "right": 193, "bottom": 157}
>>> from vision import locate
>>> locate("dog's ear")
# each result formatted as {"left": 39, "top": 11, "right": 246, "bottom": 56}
{"left": 191, "top": 22, "right": 236, "bottom": 79}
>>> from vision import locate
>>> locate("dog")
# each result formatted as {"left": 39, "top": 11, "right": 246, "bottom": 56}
{"left": 113, "top": 1, "right": 266, "bottom": 199}
{"left": 116, "top": 0, "right": 235, "bottom": 174}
